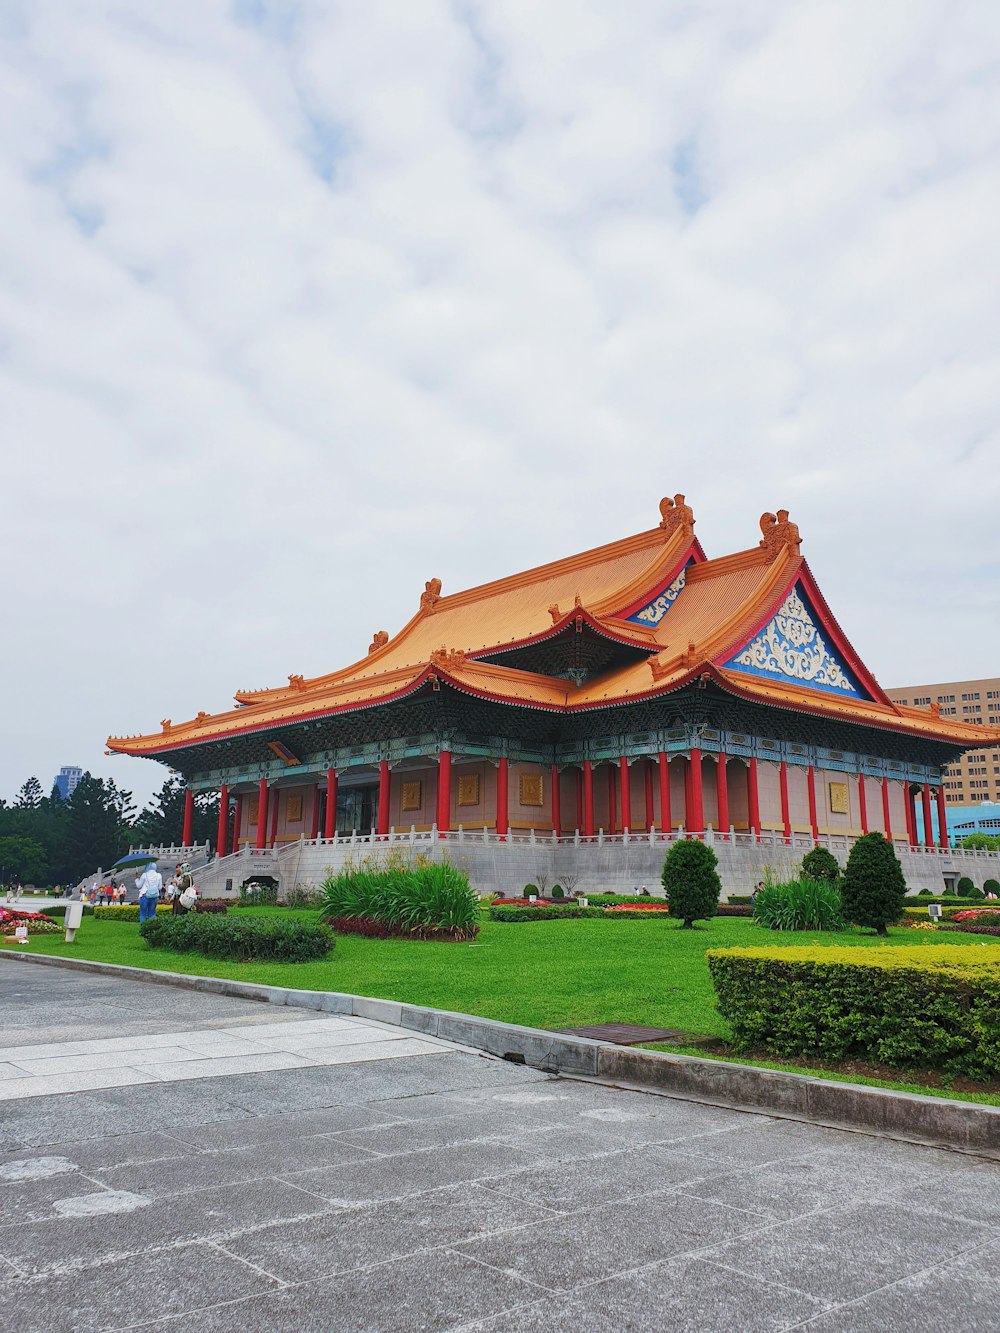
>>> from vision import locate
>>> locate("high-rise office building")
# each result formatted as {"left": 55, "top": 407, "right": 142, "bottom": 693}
{"left": 53, "top": 765, "right": 83, "bottom": 800}
{"left": 884, "top": 677, "right": 1000, "bottom": 806}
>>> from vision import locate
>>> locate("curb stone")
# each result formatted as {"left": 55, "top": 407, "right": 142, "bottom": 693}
{"left": 2, "top": 950, "right": 997, "bottom": 1159}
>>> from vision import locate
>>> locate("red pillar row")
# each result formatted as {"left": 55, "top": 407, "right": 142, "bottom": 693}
{"left": 806, "top": 766, "right": 818, "bottom": 842}
{"left": 255, "top": 778, "right": 268, "bottom": 850}
{"left": 582, "top": 760, "right": 594, "bottom": 837}
{"left": 748, "top": 757, "right": 761, "bottom": 839}
{"left": 378, "top": 759, "right": 391, "bottom": 837}
{"left": 644, "top": 761, "right": 655, "bottom": 832}
{"left": 182, "top": 788, "right": 194, "bottom": 847}
{"left": 618, "top": 756, "right": 630, "bottom": 833}
{"left": 936, "top": 784, "right": 948, "bottom": 848}
{"left": 658, "top": 751, "right": 671, "bottom": 834}
{"left": 551, "top": 764, "right": 561, "bottom": 837}
{"left": 324, "top": 768, "right": 338, "bottom": 840}
{"left": 216, "top": 784, "right": 229, "bottom": 858}
{"left": 496, "top": 757, "right": 509, "bottom": 837}
{"left": 687, "top": 749, "right": 703, "bottom": 835}
{"left": 921, "top": 782, "right": 934, "bottom": 848}
{"left": 437, "top": 750, "right": 452, "bottom": 835}
{"left": 779, "top": 761, "right": 791, "bottom": 840}
{"left": 716, "top": 753, "right": 729, "bottom": 837}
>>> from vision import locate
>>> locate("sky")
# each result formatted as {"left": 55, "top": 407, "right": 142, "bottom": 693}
{"left": 2, "top": 0, "right": 999, "bottom": 809}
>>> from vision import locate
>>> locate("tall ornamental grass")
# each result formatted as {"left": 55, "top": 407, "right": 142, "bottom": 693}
{"left": 752, "top": 877, "right": 845, "bottom": 931}
{"left": 320, "top": 856, "right": 479, "bottom": 940}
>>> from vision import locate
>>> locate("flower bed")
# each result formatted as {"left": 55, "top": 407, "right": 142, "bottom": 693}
{"left": 0, "top": 907, "right": 61, "bottom": 936}
{"left": 326, "top": 914, "right": 479, "bottom": 941}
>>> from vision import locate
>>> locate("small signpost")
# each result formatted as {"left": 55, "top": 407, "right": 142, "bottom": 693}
{"left": 928, "top": 903, "right": 942, "bottom": 921}
{"left": 64, "top": 900, "right": 84, "bottom": 942}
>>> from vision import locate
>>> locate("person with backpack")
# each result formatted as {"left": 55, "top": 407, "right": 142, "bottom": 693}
{"left": 135, "top": 863, "right": 162, "bottom": 924}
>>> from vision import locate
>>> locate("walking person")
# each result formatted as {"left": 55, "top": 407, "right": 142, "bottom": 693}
{"left": 135, "top": 862, "right": 162, "bottom": 925}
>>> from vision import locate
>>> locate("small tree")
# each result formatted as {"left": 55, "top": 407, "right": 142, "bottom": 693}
{"left": 801, "top": 846, "right": 840, "bottom": 883}
{"left": 661, "top": 839, "right": 721, "bottom": 928}
{"left": 840, "top": 833, "right": 906, "bottom": 936}
{"left": 985, "top": 879, "right": 1000, "bottom": 897}
{"left": 957, "top": 876, "right": 975, "bottom": 897}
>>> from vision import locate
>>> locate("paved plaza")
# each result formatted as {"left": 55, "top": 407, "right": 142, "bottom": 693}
{"left": 0, "top": 965, "right": 998, "bottom": 1331}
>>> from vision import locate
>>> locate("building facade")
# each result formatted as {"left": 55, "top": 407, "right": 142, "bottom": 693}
{"left": 885, "top": 677, "right": 1000, "bottom": 809}
{"left": 108, "top": 499, "right": 995, "bottom": 893}
{"left": 54, "top": 765, "right": 82, "bottom": 800}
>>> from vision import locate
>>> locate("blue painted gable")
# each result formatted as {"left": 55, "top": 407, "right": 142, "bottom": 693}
{"left": 625, "top": 562, "right": 690, "bottom": 627}
{"left": 723, "top": 585, "right": 869, "bottom": 699}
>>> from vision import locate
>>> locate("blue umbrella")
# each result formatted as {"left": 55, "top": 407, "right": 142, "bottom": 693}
{"left": 110, "top": 852, "right": 161, "bottom": 870}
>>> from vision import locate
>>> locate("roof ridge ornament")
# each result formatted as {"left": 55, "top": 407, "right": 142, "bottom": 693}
{"left": 658, "top": 494, "right": 695, "bottom": 540}
{"left": 287, "top": 674, "right": 305, "bottom": 690}
{"left": 420, "top": 578, "right": 442, "bottom": 612}
{"left": 368, "top": 630, "right": 389, "bottom": 654}
{"left": 759, "top": 509, "right": 802, "bottom": 556}
{"left": 429, "top": 645, "right": 466, "bottom": 670}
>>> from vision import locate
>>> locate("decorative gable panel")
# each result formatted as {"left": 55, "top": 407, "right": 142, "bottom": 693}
{"left": 724, "top": 586, "right": 868, "bottom": 699}
{"left": 625, "top": 564, "right": 688, "bottom": 627}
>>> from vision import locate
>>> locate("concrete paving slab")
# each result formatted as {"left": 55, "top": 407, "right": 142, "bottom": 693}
{"left": 9, "top": 1046, "right": 207, "bottom": 1075}
{"left": 132, "top": 1050, "right": 319, "bottom": 1082}
{"left": 0, "top": 1066, "right": 155, "bottom": 1101}
{"left": 455, "top": 1297, "right": 618, "bottom": 1333}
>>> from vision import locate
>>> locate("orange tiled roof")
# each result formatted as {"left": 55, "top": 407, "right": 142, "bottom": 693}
{"left": 107, "top": 503, "right": 994, "bottom": 757}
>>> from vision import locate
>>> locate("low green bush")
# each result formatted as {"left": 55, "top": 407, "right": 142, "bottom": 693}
{"left": 752, "top": 878, "right": 844, "bottom": 931}
{"left": 708, "top": 944, "right": 1000, "bottom": 1078}
{"left": 320, "top": 858, "right": 479, "bottom": 939}
{"left": 94, "top": 904, "right": 171, "bottom": 922}
{"left": 551, "top": 885, "right": 564, "bottom": 898}
{"left": 586, "top": 893, "right": 661, "bottom": 906}
{"left": 240, "top": 882, "right": 279, "bottom": 906}
{"left": 917, "top": 888, "right": 933, "bottom": 896}
{"left": 985, "top": 879, "right": 1000, "bottom": 897}
{"left": 523, "top": 884, "right": 538, "bottom": 894}
{"left": 957, "top": 876, "right": 974, "bottom": 896}
{"left": 800, "top": 846, "right": 841, "bottom": 883}
{"left": 139, "top": 913, "right": 333, "bottom": 962}
{"left": 488, "top": 905, "right": 672, "bottom": 922}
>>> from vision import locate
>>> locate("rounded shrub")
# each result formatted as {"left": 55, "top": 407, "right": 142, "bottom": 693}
{"left": 661, "top": 838, "right": 721, "bottom": 928}
{"left": 841, "top": 832, "right": 907, "bottom": 936}
{"left": 551, "top": 885, "right": 564, "bottom": 898}
{"left": 523, "top": 884, "right": 538, "bottom": 895}
{"left": 985, "top": 879, "right": 1000, "bottom": 897}
{"left": 800, "top": 847, "right": 841, "bottom": 883}
{"left": 942, "top": 886, "right": 955, "bottom": 896}
{"left": 917, "top": 888, "right": 933, "bottom": 896}
{"left": 967, "top": 886, "right": 985, "bottom": 901}
{"left": 957, "top": 876, "right": 975, "bottom": 896}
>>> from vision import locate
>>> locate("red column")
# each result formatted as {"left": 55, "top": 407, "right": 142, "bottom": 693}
{"left": 576, "top": 768, "right": 584, "bottom": 832}
{"left": 779, "top": 761, "right": 791, "bottom": 840}
{"left": 309, "top": 785, "right": 321, "bottom": 840}
{"left": 881, "top": 776, "right": 893, "bottom": 840}
{"left": 582, "top": 760, "right": 594, "bottom": 837}
{"left": 644, "top": 761, "right": 655, "bottom": 831}
{"left": 496, "top": 757, "right": 509, "bottom": 837}
{"left": 232, "top": 795, "right": 243, "bottom": 852}
{"left": 255, "top": 779, "right": 268, "bottom": 850}
{"left": 607, "top": 765, "right": 617, "bottom": 835}
{"left": 936, "top": 784, "right": 948, "bottom": 848}
{"left": 806, "top": 766, "right": 818, "bottom": 841}
{"left": 716, "top": 753, "right": 729, "bottom": 837}
{"left": 324, "top": 768, "right": 337, "bottom": 840}
{"left": 921, "top": 783, "right": 934, "bottom": 848}
{"left": 748, "top": 758, "right": 761, "bottom": 838}
{"left": 182, "top": 788, "right": 194, "bottom": 846}
{"left": 269, "top": 788, "right": 280, "bottom": 847}
{"left": 551, "top": 764, "right": 561, "bottom": 837}
{"left": 904, "top": 786, "right": 917, "bottom": 847}
{"left": 658, "top": 752, "right": 671, "bottom": 833}
{"left": 436, "top": 750, "right": 452, "bottom": 834}
{"left": 216, "top": 784, "right": 229, "bottom": 858}
{"left": 858, "top": 775, "right": 868, "bottom": 835}
{"left": 619, "top": 756, "right": 631, "bottom": 833}
{"left": 378, "top": 760, "right": 391, "bottom": 837}
{"left": 687, "top": 749, "right": 704, "bottom": 835}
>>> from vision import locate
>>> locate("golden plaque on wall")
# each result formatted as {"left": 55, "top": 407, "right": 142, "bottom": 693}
{"left": 457, "top": 774, "right": 480, "bottom": 806}
{"left": 828, "top": 781, "right": 849, "bottom": 814}
{"left": 519, "top": 774, "right": 544, "bottom": 807}
{"left": 247, "top": 797, "right": 259, "bottom": 824}
{"left": 401, "top": 780, "right": 422, "bottom": 812}
{"left": 286, "top": 794, "right": 303, "bottom": 823}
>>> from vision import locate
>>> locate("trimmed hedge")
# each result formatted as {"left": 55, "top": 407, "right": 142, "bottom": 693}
{"left": 488, "top": 905, "right": 674, "bottom": 922}
{"left": 94, "top": 904, "right": 171, "bottom": 922}
{"left": 140, "top": 914, "right": 333, "bottom": 962}
{"left": 941, "top": 919, "right": 1000, "bottom": 938}
{"left": 708, "top": 944, "right": 1000, "bottom": 1078}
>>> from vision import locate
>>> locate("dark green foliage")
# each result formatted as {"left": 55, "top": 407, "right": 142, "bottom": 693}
{"left": 240, "top": 882, "right": 279, "bottom": 906}
{"left": 661, "top": 839, "right": 721, "bottom": 928}
{"left": 840, "top": 833, "right": 906, "bottom": 936}
{"left": 320, "top": 859, "right": 479, "bottom": 939}
{"left": 0, "top": 835, "right": 48, "bottom": 884}
{"left": 131, "top": 778, "right": 222, "bottom": 852}
{"left": 708, "top": 946, "right": 1000, "bottom": 1079}
{"left": 800, "top": 846, "right": 841, "bottom": 883}
{"left": 917, "top": 888, "right": 933, "bottom": 896}
{"left": 752, "top": 878, "right": 844, "bottom": 931}
{"left": 942, "top": 886, "right": 955, "bottom": 896}
{"left": 523, "top": 884, "right": 538, "bottom": 894}
{"left": 957, "top": 876, "right": 975, "bottom": 896}
{"left": 586, "top": 893, "right": 655, "bottom": 906}
{"left": 140, "top": 913, "right": 333, "bottom": 962}
{"left": 551, "top": 885, "right": 564, "bottom": 898}
{"left": 941, "top": 918, "right": 1000, "bottom": 938}
{"left": 985, "top": 880, "right": 1000, "bottom": 897}
{"left": 957, "top": 833, "right": 1000, "bottom": 850}
{"left": 967, "top": 886, "right": 985, "bottom": 901}
{"left": 491, "top": 906, "right": 607, "bottom": 921}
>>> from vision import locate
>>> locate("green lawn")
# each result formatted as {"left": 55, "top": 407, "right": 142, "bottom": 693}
{"left": 10, "top": 912, "right": 998, "bottom": 1106}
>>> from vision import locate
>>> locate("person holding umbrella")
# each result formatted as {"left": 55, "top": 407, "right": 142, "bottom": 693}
{"left": 135, "top": 862, "right": 162, "bottom": 924}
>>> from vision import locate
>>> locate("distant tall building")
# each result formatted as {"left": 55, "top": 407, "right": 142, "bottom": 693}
{"left": 885, "top": 677, "right": 1000, "bottom": 816}
{"left": 54, "top": 765, "right": 83, "bottom": 800}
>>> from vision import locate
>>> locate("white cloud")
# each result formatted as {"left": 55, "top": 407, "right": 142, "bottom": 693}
{"left": 1, "top": 0, "right": 999, "bottom": 805}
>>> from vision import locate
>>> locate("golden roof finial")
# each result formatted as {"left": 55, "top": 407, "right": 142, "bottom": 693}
{"left": 658, "top": 494, "right": 695, "bottom": 539}
{"left": 420, "top": 578, "right": 442, "bottom": 612}
{"left": 759, "top": 509, "right": 802, "bottom": 556}
{"left": 368, "top": 630, "right": 389, "bottom": 654}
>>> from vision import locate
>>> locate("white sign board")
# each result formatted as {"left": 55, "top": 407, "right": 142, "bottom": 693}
{"left": 928, "top": 904, "right": 942, "bottom": 920}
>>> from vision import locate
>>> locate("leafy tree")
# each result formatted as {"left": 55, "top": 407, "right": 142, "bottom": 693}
{"left": 0, "top": 836, "right": 48, "bottom": 885}
{"left": 15, "top": 776, "right": 44, "bottom": 810}
{"left": 956, "top": 876, "right": 975, "bottom": 896}
{"left": 957, "top": 833, "right": 1000, "bottom": 851}
{"left": 132, "top": 778, "right": 220, "bottom": 850}
{"left": 985, "top": 879, "right": 1000, "bottom": 897}
{"left": 59, "top": 773, "right": 136, "bottom": 883}
{"left": 840, "top": 833, "right": 906, "bottom": 936}
{"left": 661, "top": 839, "right": 721, "bottom": 928}
{"left": 800, "top": 846, "right": 841, "bottom": 883}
